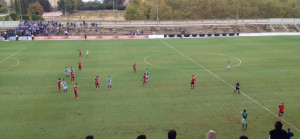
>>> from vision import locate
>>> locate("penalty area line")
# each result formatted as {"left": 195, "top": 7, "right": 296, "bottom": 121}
{"left": 159, "top": 39, "right": 300, "bottom": 133}
{"left": 0, "top": 48, "right": 26, "bottom": 64}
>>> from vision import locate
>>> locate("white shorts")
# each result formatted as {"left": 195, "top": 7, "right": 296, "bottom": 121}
{"left": 242, "top": 119, "right": 247, "bottom": 124}
{"left": 227, "top": 66, "right": 230, "bottom": 69}
{"left": 64, "top": 86, "right": 67, "bottom": 89}
{"left": 86, "top": 52, "right": 89, "bottom": 56}
{"left": 108, "top": 83, "right": 111, "bottom": 86}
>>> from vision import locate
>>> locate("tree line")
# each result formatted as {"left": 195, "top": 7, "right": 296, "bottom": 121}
{"left": 0, "top": 0, "right": 47, "bottom": 21}
{"left": 124, "top": 0, "right": 300, "bottom": 20}
{"left": 15, "top": 0, "right": 51, "bottom": 14}
{"left": 57, "top": 0, "right": 126, "bottom": 14}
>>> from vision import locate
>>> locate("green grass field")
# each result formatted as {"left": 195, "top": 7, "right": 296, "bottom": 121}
{"left": 0, "top": 36, "right": 300, "bottom": 139}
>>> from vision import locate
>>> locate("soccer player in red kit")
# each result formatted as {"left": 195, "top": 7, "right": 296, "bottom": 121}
{"left": 143, "top": 73, "right": 147, "bottom": 86}
{"left": 74, "top": 84, "right": 79, "bottom": 99}
{"left": 133, "top": 63, "right": 136, "bottom": 73}
{"left": 191, "top": 75, "right": 196, "bottom": 89}
{"left": 71, "top": 70, "right": 75, "bottom": 83}
{"left": 58, "top": 78, "right": 61, "bottom": 93}
{"left": 78, "top": 60, "right": 82, "bottom": 72}
{"left": 78, "top": 49, "right": 82, "bottom": 58}
{"left": 95, "top": 76, "right": 100, "bottom": 89}
{"left": 279, "top": 103, "right": 285, "bottom": 119}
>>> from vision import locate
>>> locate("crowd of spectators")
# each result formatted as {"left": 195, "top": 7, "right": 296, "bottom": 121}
{"left": 84, "top": 121, "right": 294, "bottom": 139}
{"left": 0, "top": 20, "right": 63, "bottom": 37}
{"left": 1, "top": 20, "right": 150, "bottom": 38}
{"left": 14, "top": 20, "right": 59, "bottom": 36}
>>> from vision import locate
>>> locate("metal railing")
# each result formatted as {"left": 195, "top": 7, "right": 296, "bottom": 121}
{"left": 60, "top": 19, "right": 270, "bottom": 26}
{"left": 1, "top": 18, "right": 300, "bottom": 28}
{"left": 0, "top": 21, "right": 20, "bottom": 27}
{"left": 269, "top": 18, "right": 300, "bottom": 24}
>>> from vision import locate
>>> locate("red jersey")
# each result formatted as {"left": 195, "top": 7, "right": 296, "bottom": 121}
{"left": 279, "top": 104, "right": 285, "bottom": 112}
{"left": 143, "top": 75, "right": 146, "bottom": 81}
{"left": 74, "top": 85, "right": 77, "bottom": 92}
{"left": 95, "top": 77, "right": 99, "bottom": 83}
{"left": 71, "top": 71, "right": 74, "bottom": 77}
{"left": 133, "top": 64, "right": 136, "bottom": 69}
{"left": 58, "top": 80, "right": 61, "bottom": 86}
{"left": 78, "top": 61, "right": 82, "bottom": 67}
{"left": 191, "top": 77, "right": 196, "bottom": 83}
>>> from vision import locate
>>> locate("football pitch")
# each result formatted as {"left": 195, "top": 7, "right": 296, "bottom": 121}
{"left": 0, "top": 36, "right": 300, "bottom": 138}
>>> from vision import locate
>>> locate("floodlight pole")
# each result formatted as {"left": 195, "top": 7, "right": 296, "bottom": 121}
{"left": 156, "top": 0, "right": 159, "bottom": 23}
{"left": 19, "top": 0, "right": 22, "bottom": 21}
{"left": 64, "top": 0, "right": 68, "bottom": 23}
{"left": 113, "top": 0, "right": 115, "bottom": 19}
{"left": 236, "top": 0, "right": 240, "bottom": 24}
{"left": 7, "top": 1, "right": 10, "bottom": 21}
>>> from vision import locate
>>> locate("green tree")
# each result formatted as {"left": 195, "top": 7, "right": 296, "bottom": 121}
{"left": 0, "top": 0, "right": 8, "bottom": 13}
{"left": 124, "top": 0, "right": 300, "bottom": 20}
{"left": 57, "top": 0, "right": 83, "bottom": 14}
{"left": 27, "top": 2, "right": 44, "bottom": 16}
{"left": 15, "top": 0, "right": 36, "bottom": 14}
{"left": 39, "top": 0, "right": 51, "bottom": 12}
{"left": 124, "top": 0, "right": 149, "bottom": 20}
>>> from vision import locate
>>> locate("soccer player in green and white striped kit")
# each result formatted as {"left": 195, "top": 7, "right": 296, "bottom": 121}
{"left": 107, "top": 75, "right": 112, "bottom": 90}
{"left": 241, "top": 109, "right": 248, "bottom": 130}
{"left": 146, "top": 68, "right": 149, "bottom": 81}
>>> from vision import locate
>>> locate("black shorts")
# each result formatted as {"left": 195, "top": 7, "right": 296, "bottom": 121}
{"left": 72, "top": 76, "right": 74, "bottom": 79}
{"left": 279, "top": 112, "right": 284, "bottom": 114}
{"left": 79, "top": 66, "right": 82, "bottom": 69}
{"left": 236, "top": 87, "right": 239, "bottom": 90}
{"left": 95, "top": 83, "right": 99, "bottom": 86}
{"left": 191, "top": 82, "right": 195, "bottom": 85}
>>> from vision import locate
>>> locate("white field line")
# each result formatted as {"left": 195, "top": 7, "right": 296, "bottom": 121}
{"left": 0, "top": 48, "right": 26, "bottom": 64}
{"left": 160, "top": 39, "right": 300, "bottom": 133}
{"left": 0, "top": 58, "right": 19, "bottom": 71}
{"left": 144, "top": 52, "right": 242, "bottom": 72}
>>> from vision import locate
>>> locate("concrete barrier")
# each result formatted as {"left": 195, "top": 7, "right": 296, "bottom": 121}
{"left": 240, "top": 32, "right": 300, "bottom": 36}
{"left": 148, "top": 35, "right": 164, "bottom": 39}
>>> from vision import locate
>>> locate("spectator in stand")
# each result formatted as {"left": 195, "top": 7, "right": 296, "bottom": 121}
{"left": 85, "top": 135, "right": 93, "bottom": 139}
{"left": 141, "top": 30, "right": 144, "bottom": 35}
{"left": 168, "top": 130, "right": 177, "bottom": 139}
{"left": 6, "top": 20, "right": 61, "bottom": 37}
{"left": 239, "top": 135, "right": 248, "bottom": 139}
{"left": 206, "top": 130, "right": 216, "bottom": 139}
{"left": 65, "top": 30, "right": 68, "bottom": 36}
{"left": 287, "top": 128, "right": 294, "bottom": 139}
{"left": 269, "top": 121, "right": 288, "bottom": 139}
{"left": 137, "top": 134, "right": 146, "bottom": 139}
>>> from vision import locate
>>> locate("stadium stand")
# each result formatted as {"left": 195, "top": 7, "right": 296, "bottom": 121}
{"left": 1, "top": 19, "right": 300, "bottom": 37}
